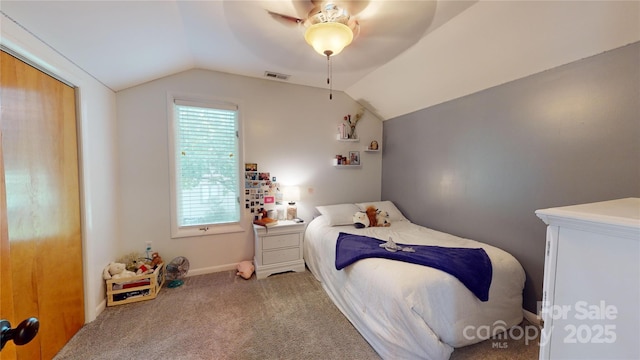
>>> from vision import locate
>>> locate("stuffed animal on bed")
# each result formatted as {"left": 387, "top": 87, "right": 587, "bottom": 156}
{"left": 366, "top": 206, "right": 378, "bottom": 227}
{"left": 353, "top": 207, "right": 391, "bottom": 228}
{"left": 376, "top": 210, "right": 391, "bottom": 227}
{"left": 353, "top": 211, "right": 370, "bottom": 228}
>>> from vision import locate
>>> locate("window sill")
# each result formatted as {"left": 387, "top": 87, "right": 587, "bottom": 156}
{"left": 171, "top": 222, "right": 246, "bottom": 239}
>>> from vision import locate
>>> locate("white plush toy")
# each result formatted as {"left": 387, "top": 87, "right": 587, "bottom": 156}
{"left": 376, "top": 210, "right": 391, "bottom": 227}
{"left": 352, "top": 211, "right": 370, "bottom": 229}
{"left": 103, "top": 262, "right": 136, "bottom": 280}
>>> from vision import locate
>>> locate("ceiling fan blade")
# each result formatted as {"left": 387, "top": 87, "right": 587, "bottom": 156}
{"left": 291, "top": 0, "right": 320, "bottom": 19}
{"left": 267, "top": 10, "right": 304, "bottom": 25}
{"left": 348, "top": 18, "right": 360, "bottom": 38}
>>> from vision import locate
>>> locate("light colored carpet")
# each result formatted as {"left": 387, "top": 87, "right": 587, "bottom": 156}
{"left": 54, "top": 270, "right": 540, "bottom": 359}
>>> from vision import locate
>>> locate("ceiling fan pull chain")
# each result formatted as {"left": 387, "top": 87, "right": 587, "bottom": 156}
{"left": 326, "top": 53, "right": 330, "bottom": 86}
{"left": 326, "top": 52, "right": 333, "bottom": 100}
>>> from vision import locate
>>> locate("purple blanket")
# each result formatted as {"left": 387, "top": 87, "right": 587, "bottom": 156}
{"left": 335, "top": 232, "right": 493, "bottom": 301}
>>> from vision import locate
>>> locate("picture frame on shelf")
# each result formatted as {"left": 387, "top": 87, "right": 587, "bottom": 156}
{"left": 348, "top": 151, "right": 360, "bottom": 165}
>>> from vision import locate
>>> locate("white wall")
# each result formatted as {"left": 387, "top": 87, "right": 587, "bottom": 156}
{"left": 1, "top": 16, "right": 119, "bottom": 322}
{"left": 116, "top": 69, "right": 383, "bottom": 275}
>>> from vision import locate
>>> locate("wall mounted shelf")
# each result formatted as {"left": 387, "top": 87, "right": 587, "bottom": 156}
{"left": 334, "top": 133, "right": 361, "bottom": 167}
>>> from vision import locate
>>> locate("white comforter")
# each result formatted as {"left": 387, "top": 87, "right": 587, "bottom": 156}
{"left": 303, "top": 216, "right": 526, "bottom": 360}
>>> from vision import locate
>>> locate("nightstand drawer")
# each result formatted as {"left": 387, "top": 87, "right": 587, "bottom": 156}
{"left": 263, "top": 248, "right": 300, "bottom": 265}
{"left": 262, "top": 233, "right": 299, "bottom": 250}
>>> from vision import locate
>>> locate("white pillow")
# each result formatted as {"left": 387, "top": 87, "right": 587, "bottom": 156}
{"left": 316, "top": 204, "right": 361, "bottom": 226}
{"left": 355, "top": 201, "right": 407, "bottom": 222}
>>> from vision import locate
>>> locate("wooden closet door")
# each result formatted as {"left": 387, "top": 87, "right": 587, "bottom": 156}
{"left": 0, "top": 51, "right": 84, "bottom": 359}
{"left": 1, "top": 133, "right": 17, "bottom": 359}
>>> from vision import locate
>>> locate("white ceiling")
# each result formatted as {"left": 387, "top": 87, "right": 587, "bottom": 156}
{"left": 1, "top": 1, "right": 638, "bottom": 120}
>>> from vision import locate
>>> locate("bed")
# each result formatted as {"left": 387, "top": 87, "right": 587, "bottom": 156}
{"left": 303, "top": 201, "right": 526, "bottom": 360}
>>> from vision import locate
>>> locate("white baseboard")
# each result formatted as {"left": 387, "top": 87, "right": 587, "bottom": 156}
{"left": 523, "top": 308, "right": 542, "bottom": 326}
{"left": 186, "top": 263, "right": 237, "bottom": 277}
{"left": 92, "top": 299, "right": 106, "bottom": 323}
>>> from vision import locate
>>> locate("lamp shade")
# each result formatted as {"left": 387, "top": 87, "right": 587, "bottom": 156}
{"left": 304, "top": 22, "right": 353, "bottom": 56}
{"left": 283, "top": 186, "right": 301, "bottom": 203}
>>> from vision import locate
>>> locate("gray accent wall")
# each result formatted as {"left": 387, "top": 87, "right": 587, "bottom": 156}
{"left": 381, "top": 42, "right": 639, "bottom": 312}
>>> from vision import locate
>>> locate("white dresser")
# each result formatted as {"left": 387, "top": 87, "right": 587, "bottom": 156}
{"left": 536, "top": 198, "right": 640, "bottom": 360}
{"left": 253, "top": 220, "right": 306, "bottom": 279}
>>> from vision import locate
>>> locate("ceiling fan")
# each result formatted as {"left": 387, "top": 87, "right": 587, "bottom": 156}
{"left": 267, "top": 1, "right": 367, "bottom": 98}
{"left": 220, "top": 0, "right": 438, "bottom": 95}
{"left": 267, "top": 1, "right": 362, "bottom": 47}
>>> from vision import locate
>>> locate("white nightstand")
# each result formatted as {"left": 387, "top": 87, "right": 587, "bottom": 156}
{"left": 253, "top": 220, "right": 306, "bottom": 279}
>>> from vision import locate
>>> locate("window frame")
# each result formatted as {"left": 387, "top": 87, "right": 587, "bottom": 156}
{"left": 167, "top": 93, "right": 246, "bottom": 238}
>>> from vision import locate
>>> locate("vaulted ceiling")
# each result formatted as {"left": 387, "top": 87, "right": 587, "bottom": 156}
{"left": 1, "top": 1, "right": 638, "bottom": 120}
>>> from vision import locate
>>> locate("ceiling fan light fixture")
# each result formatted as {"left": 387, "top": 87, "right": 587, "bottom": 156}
{"left": 304, "top": 22, "right": 353, "bottom": 57}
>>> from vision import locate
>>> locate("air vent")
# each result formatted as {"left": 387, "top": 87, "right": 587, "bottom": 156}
{"left": 264, "top": 71, "right": 290, "bottom": 81}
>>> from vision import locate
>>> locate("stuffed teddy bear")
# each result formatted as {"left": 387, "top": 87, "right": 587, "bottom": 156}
{"left": 236, "top": 260, "right": 254, "bottom": 280}
{"left": 150, "top": 252, "right": 163, "bottom": 268}
{"left": 103, "top": 262, "right": 136, "bottom": 280}
{"left": 353, "top": 211, "right": 370, "bottom": 228}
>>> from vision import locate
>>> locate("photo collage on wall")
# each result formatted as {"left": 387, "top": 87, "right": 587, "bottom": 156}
{"left": 244, "top": 163, "right": 282, "bottom": 220}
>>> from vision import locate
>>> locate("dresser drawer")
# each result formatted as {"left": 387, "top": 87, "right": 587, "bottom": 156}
{"left": 262, "top": 233, "right": 300, "bottom": 250}
{"left": 263, "top": 248, "right": 300, "bottom": 265}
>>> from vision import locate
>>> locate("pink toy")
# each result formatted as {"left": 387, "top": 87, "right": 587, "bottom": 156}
{"left": 236, "top": 260, "right": 255, "bottom": 280}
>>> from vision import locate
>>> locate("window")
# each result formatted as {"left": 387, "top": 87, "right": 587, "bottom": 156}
{"left": 169, "top": 97, "right": 243, "bottom": 238}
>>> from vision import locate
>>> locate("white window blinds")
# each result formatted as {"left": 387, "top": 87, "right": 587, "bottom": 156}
{"left": 173, "top": 100, "right": 240, "bottom": 228}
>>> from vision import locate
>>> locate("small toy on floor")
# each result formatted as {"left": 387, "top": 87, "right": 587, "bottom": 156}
{"left": 236, "top": 260, "right": 255, "bottom": 280}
